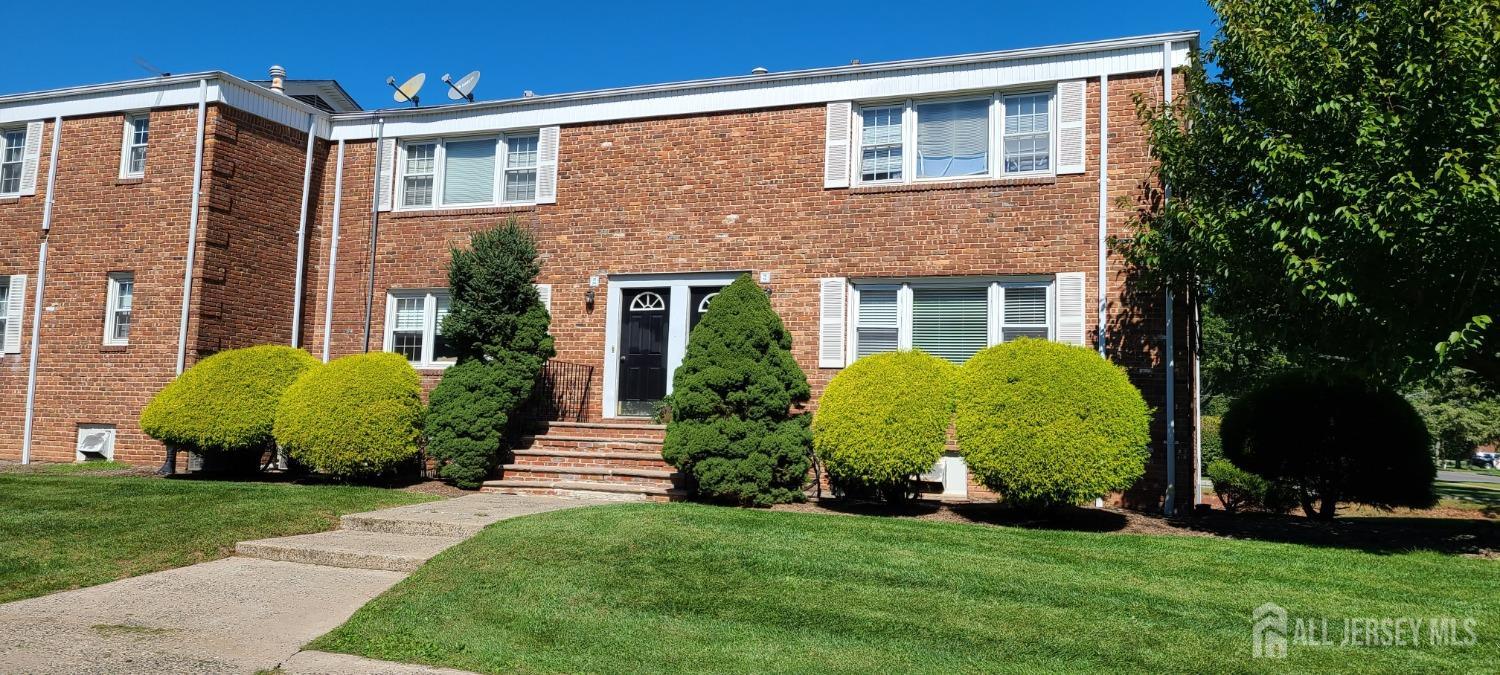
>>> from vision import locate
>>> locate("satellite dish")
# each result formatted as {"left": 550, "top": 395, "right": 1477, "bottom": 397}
{"left": 443, "top": 71, "right": 481, "bottom": 102}
{"left": 386, "top": 73, "right": 426, "bottom": 107}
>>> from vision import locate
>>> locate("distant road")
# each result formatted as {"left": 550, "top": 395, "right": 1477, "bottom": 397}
{"left": 1437, "top": 470, "right": 1500, "bottom": 485}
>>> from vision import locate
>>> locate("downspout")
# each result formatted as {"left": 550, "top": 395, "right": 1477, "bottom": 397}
{"left": 1161, "top": 41, "right": 1177, "bottom": 516}
{"left": 321, "top": 140, "right": 345, "bottom": 362}
{"left": 362, "top": 118, "right": 385, "bottom": 352}
{"left": 1193, "top": 291, "right": 1203, "bottom": 505}
{"left": 175, "top": 79, "right": 209, "bottom": 375}
{"left": 290, "top": 113, "right": 318, "bottom": 348}
{"left": 20, "top": 116, "right": 62, "bottom": 464}
{"left": 1097, "top": 73, "right": 1109, "bottom": 357}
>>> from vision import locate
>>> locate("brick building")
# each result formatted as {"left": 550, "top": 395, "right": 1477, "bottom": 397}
{"left": 0, "top": 32, "right": 1200, "bottom": 511}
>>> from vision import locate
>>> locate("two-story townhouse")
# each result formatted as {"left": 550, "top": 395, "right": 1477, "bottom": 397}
{"left": 0, "top": 32, "right": 1199, "bottom": 512}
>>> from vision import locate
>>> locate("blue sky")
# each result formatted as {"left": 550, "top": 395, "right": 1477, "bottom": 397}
{"left": 8, "top": 0, "right": 1217, "bottom": 107}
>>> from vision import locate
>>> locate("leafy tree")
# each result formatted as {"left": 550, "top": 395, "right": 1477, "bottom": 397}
{"left": 662, "top": 274, "right": 812, "bottom": 506}
{"left": 426, "top": 220, "right": 554, "bottom": 488}
{"left": 1120, "top": 0, "right": 1500, "bottom": 388}
{"left": 1221, "top": 369, "right": 1436, "bottom": 519}
{"left": 1407, "top": 368, "right": 1500, "bottom": 465}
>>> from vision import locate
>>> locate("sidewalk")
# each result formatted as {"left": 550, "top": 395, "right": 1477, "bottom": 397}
{"left": 0, "top": 493, "right": 585, "bottom": 674}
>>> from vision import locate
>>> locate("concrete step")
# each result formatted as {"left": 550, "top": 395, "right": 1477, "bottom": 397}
{"left": 482, "top": 478, "right": 687, "bottom": 502}
{"left": 236, "top": 530, "right": 464, "bottom": 572}
{"left": 340, "top": 493, "right": 584, "bottom": 537}
{"left": 511, "top": 449, "right": 673, "bottom": 471}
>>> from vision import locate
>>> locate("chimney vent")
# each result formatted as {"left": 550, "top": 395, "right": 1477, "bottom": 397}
{"left": 269, "top": 65, "right": 286, "bottom": 94}
{"left": 750, "top": 66, "right": 769, "bottom": 75}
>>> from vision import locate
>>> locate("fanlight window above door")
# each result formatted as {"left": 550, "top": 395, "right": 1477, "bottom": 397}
{"left": 696, "top": 292, "right": 719, "bottom": 313}
{"left": 629, "top": 291, "right": 666, "bottom": 312}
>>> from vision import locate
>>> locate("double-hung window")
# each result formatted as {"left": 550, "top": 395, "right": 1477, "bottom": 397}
{"left": 398, "top": 133, "right": 541, "bottom": 209}
{"left": 852, "top": 89, "right": 1055, "bottom": 186}
{"left": 850, "top": 278, "right": 1054, "bottom": 364}
{"left": 104, "top": 273, "right": 134, "bottom": 346}
{"left": 0, "top": 277, "right": 10, "bottom": 340}
{"left": 384, "top": 290, "right": 456, "bottom": 368}
{"left": 120, "top": 113, "right": 149, "bottom": 178}
{"left": 0, "top": 128, "right": 25, "bottom": 195}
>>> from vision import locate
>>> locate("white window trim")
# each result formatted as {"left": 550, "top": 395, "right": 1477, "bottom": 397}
{"left": 383, "top": 289, "right": 454, "bottom": 370}
{"left": 852, "top": 86, "right": 1057, "bottom": 187}
{"left": 396, "top": 131, "right": 541, "bottom": 211}
{"left": 119, "top": 112, "right": 148, "bottom": 179}
{"left": 103, "top": 272, "right": 133, "bottom": 346}
{"left": 0, "top": 126, "right": 25, "bottom": 197}
{"left": 845, "top": 276, "right": 1056, "bottom": 363}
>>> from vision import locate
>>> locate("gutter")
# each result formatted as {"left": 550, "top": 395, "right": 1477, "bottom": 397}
{"left": 361, "top": 119, "right": 384, "bottom": 351}
{"left": 20, "top": 116, "right": 62, "bottom": 464}
{"left": 290, "top": 112, "right": 317, "bottom": 348}
{"left": 1161, "top": 41, "right": 1177, "bottom": 516}
{"left": 174, "top": 79, "right": 209, "bottom": 376}
{"left": 321, "top": 140, "right": 345, "bottom": 362}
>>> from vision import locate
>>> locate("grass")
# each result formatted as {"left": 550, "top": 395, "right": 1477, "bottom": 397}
{"left": 314, "top": 503, "right": 1500, "bottom": 674}
{"left": 0, "top": 471, "right": 437, "bottom": 603}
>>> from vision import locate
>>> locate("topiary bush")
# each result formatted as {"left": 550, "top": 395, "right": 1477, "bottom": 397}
{"left": 1205, "top": 459, "right": 1295, "bottom": 514}
{"left": 813, "top": 350, "right": 955, "bottom": 501}
{"left": 273, "top": 352, "right": 424, "bottom": 479}
{"left": 955, "top": 338, "right": 1152, "bottom": 507}
{"left": 1221, "top": 369, "right": 1436, "bottom": 520}
{"left": 426, "top": 356, "right": 537, "bottom": 489}
{"left": 663, "top": 274, "right": 812, "bottom": 506}
{"left": 1200, "top": 414, "right": 1224, "bottom": 466}
{"left": 140, "top": 345, "right": 319, "bottom": 468}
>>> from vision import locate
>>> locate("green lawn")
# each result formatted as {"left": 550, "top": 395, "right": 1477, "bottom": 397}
{"left": 314, "top": 503, "right": 1500, "bottom": 674}
{"left": 0, "top": 469, "right": 437, "bottom": 602}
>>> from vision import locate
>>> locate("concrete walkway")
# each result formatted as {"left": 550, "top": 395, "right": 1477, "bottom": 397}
{"left": 0, "top": 493, "right": 585, "bottom": 674}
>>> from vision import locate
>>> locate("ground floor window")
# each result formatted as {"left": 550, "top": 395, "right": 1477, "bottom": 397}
{"left": 384, "top": 290, "right": 455, "bottom": 369}
{"left": 850, "top": 278, "right": 1054, "bottom": 364}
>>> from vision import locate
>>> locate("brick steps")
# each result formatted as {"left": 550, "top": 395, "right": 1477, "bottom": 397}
{"left": 496, "top": 420, "right": 682, "bottom": 501}
{"left": 481, "top": 479, "right": 687, "bottom": 502}
{"left": 512, "top": 449, "right": 674, "bottom": 471}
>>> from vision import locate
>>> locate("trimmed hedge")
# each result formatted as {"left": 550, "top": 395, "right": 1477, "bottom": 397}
{"left": 955, "top": 339, "right": 1151, "bottom": 506}
{"left": 427, "top": 357, "right": 537, "bottom": 489}
{"left": 663, "top": 275, "right": 812, "bottom": 506}
{"left": 273, "top": 352, "right": 425, "bottom": 479}
{"left": 1221, "top": 369, "right": 1436, "bottom": 519}
{"left": 813, "top": 350, "right": 955, "bottom": 501}
{"left": 1205, "top": 459, "right": 1295, "bottom": 514}
{"left": 140, "top": 345, "right": 319, "bottom": 454}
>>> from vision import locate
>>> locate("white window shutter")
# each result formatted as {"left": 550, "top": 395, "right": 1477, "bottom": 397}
{"left": 376, "top": 137, "right": 396, "bottom": 212}
{"left": 819, "top": 277, "right": 847, "bottom": 368}
{"left": 19, "top": 121, "right": 44, "bottom": 196}
{"left": 1055, "top": 272, "right": 1087, "bottom": 345}
{"left": 1056, "top": 80, "right": 1087, "bottom": 175}
{"left": 535, "top": 283, "right": 552, "bottom": 312}
{"left": 536, "top": 126, "right": 560, "bottom": 204}
{"left": 823, "top": 102, "right": 852, "bottom": 189}
{"left": 5, "top": 274, "right": 27, "bottom": 354}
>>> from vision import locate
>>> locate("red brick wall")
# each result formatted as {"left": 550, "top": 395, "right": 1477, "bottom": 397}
{"left": 303, "top": 69, "right": 1197, "bottom": 510}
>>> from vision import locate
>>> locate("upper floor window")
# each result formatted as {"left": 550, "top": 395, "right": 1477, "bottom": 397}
{"left": 120, "top": 113, "right": 149, "bottom": 178}
{"left": 0, "top": 128, "right": 25, "bottom": 195}
{"left": 852, "top": 89, "right": 1055, "bottom": 186}
{"left": 398, "top": 133, "right": 540, "bottom": 210}
{"left": 384, "top": 290, "right": 456, "bottom": 368}
{"left": 104, "top": 272, "right": 134, "bottom": 346}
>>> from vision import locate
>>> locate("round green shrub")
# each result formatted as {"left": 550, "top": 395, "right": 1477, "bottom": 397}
{"left": 140, "top": 345, "right": 319, "bottom": 454}
{"left": 273, "top": 352, "right": 424, "bottom": 479}
{"left": 813, "top": 351, "right": 955, "bottom": 501}
{"left": 1221, "top": 369, "right": 1435, "bottom": 519}
{"left": 955, "top": 339, "right": 1152, "bottom": 506}
{"left": 427, "top": 356, "right": 539, "bottom": 489}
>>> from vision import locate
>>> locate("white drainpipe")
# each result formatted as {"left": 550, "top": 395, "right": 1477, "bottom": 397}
{"left": 321, "top": 140, "right": 346, "bottom": 362}
{"left": 290, "top": 113, "right": 318, "bottom": 348}
{"left": 1097, "top": 73, "right": 1109, "bottom": 357}
{"left": 20, "top": 116, "right": 62, "bottom": 464}
{"left": 362, "top": 119, "right": 385, "bottom": 351}
{"left": 1162, "top": 41, "right": 1177, "bottom": 516}
{"left": 175, "top": 79, "right": 209, "bottom": 375}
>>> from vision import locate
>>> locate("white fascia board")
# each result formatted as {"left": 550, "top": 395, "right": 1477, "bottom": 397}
{"left": 329, "top": 36, "right": 1193, "bottom": 141}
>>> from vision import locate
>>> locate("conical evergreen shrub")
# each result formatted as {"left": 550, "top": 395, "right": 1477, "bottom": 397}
{"left": 663, "top": 274, "right": 812, "bottom": 505}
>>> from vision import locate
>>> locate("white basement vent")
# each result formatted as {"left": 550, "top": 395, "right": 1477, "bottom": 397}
{"left": 76, "top": 424, "right": 116, "bottom": 462}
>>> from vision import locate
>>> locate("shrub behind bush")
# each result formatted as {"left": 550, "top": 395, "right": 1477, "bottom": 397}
{"left": 426, "top": 357, "right": 537, "bottom": 489}
{"left": 663, "top": 275, "right": 811, "bottom": 506}
{"left": 813, "top": 351, "right": 954, "bottom": 501}
{"left": 1221, "top": 369, "right": 1436, "bottom": 519}
{"left": 1205, "top": 459, "right": 1295, "bottom": 514}
{"left": 141, "top": 345, "right": 319, "bottom": 457}
{"left": 955, "top": 339, "right": 1151, "bottom": 507}
{"left": 274, "top": 352, "right": 424, "bottom": 479}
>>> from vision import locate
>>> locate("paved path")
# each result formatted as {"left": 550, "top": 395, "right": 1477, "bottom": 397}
{"left": 0, "top": 493, "right": 585, "bottom": 674}
{"left": 1438, "top": 469, "right": 1500, "bottom": 485}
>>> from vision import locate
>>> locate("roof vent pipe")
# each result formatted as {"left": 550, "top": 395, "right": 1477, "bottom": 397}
{"left": 269, "top": 65, "right": 286, "bottom": 94}
{"left": 750, "top": 66, "right": 769, "bottom": 75}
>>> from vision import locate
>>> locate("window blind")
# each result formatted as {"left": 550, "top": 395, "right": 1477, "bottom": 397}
{"left": 917, "top": 99, "right": 989, "bottom": 178}
{"left": 912, "top": 286, "right": 988, "bottom": 363}
{"left": 856, "top": 289, "right": 899, "bottom": 358}
{"left": 1003, "top": 285, "right": 1049, "bottom": 341}
{"left": 442, "top": 139, "right": 496, "bottom": 205}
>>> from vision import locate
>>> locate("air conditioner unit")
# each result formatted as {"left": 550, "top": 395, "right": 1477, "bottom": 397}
{"left": 917, "top": 459, "right": 945, "bottom": 483}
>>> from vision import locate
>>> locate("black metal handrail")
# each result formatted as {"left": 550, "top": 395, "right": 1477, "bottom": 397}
{"left": 526, "top": 359, "right": 594, "bottom": 422}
